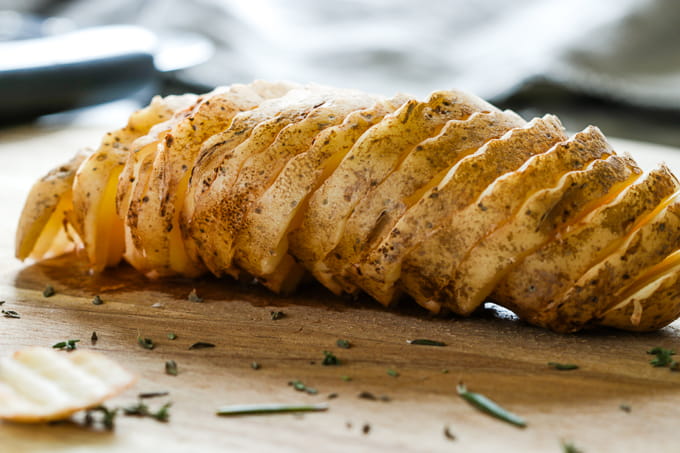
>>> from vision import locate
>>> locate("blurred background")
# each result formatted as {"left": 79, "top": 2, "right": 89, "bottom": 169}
{"left": 1, "top": 0, "right": 679, "bottom": 146}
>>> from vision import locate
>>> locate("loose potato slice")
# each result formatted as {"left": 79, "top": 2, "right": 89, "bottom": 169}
{"left": 231, "top": 90, "right": 381, "bottom": 286}
{"left": 0, "top": 348, "right": 135, "bottom": 423}
{"left": 443, "top": 155, "right": 641, "bottom": 316}
{"left": 543, "top": 190, "right": 680, "bottom": 332}
{"left": 72, "top": 94, "right": 197, "bottom": 272}
{"left": 125, "top": 82, "right": 293, "bottom": 277}
{"left": 326, "top": 110, "right": 527, "bottom": 294}
{"left": 16, "top": 151, "right": 88, "bottom": 261}
{"left": 186, "top": 86, "right": 349, "bottom": 277}
{"left": 355, "top": 115, "right": 567, "bottom": 305}
{"left": 235, "top": 96, "right": 409, "bottom": 281}
{"left": 290, "top": 90, "right": 496, "bottom": 293}
{"left": 495, "top": 165, "right": 680, "bottom": 323}
{"left": 400, "top": 126, "right": 616, "bottom": 310}
{"left": 598, "top": 251, "right": 680, "bottom": 331}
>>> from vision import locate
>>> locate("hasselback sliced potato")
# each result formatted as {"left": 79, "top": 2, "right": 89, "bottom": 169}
{"left": 15, "top": 81, "right": 680, "bottom": 332}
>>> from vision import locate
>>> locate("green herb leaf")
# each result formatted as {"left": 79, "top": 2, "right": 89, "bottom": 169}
{"left": 167, "top": 333, "right": 177, "bottom": 340}
{"left": 43, "top": 285, "right": 55, "bottom": 298}
{"left": 123, "top": 401, "right": 171, "bottom": 422}
{"left": 165, "top": 360, "right": 178, "bottom": 376}
{"left": 322, "top": 350, "right": 340, "bottom": 366}
{"left": 251, "top": 362, "right": 261, "bottom": 370}
{"left": 407, "top": 339, "right": 446, "bottom": 347}
{"left": 619, "top": 404, "right": 631, "bottom": 413}
{"left": 456, "top": 383, "right": 527, "bottom": 428}
{"left": 648, "top": 347, "right": 676, "bottom": 367}
{"left": 442, "top": 369, "right": 449, "bottom": 374}
{"left": 387, "top": 368, "right": 399, "bottom": 377}
{"left": 289, "top": 379, "right": 318, "bottom": 395}
{"left": 2, "top": 309, "right": 20, "bottom": 319}
{"left": 336, "top": 339, "right": 351, "bottom": 349}
{"left": 87, "top": 405, "right": 118, "bottom": 430}
{"left": 443, "top": 426, "right": 456, "bottom": 441}
{"left": 270, "top": 311, "right": 285, "bottom": 320}
{"left": 548, "top": 362, "right": 579, "bottom": 371}
{"left": 91, "top": 331, "right": 98, "bottom": 345}
{"left": 0, "top": 301, "right": 4, "bottom": 305}
{"left": 138, "top": 337, "right": 155, "bottom": 350}
{"left": 52, "top": 339, "right": 80, "bottom": 351}
{"left": 188, "top": 342, "right": 215, "bottom": 350}
{"left": 92, "top": 295, "right": 104, "bottom": 305}
{"left": 561, "top": 440, "right": 583, "bottom": 453}
{"left": 341, "top": 375, "right": 352, "bottom": 382}
{"left": 216, "top": 403, "right": 328, "bottom": 416}
{"left": 187, "top": 288, "right": 203, "bottom": 303}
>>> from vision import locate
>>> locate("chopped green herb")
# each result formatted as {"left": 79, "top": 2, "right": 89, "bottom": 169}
{"left": 138, "top": 337, "right": 155, "bottom": 350}
{"left": 341, "top": 375, "right": 352, "bottom": 382}
{"left": 123, "top": 401, "right": 171, "bottom": 422}
{"left": 0, "top": 301, "right": 4, "bottom": 305}
{"left": 456, "top": 383, "right": 526, "bottom": 428}
{"left": 91, "top": 331, "right": 98, "bottom": 345}
{"left": 322, "top": 350, "right": 340, "bottom": 366}
{"left": 619, "top": 404, "right": 631, "bottom": 413}
{"left": 336, "top": 339, "right": 351, "bottom": 349}
{"left": 92, "top": 295, "right": 104, "bottom": 305}
{"left": 407, "top": 339, "right": 446, "bottom": 347}
{"left": 165, "top": 360, "right": 178, "bottom": 376}
{"left": 167, "top": 333, "right": 177, "bottom": 340}
{"left": 2, "top": 309, "right": 20, "bottom": 319}
{"left": 358, "top": 391, "right": 377, "bottom": 401}
{"left": 289, "top": 380, "right": 318, "bottom": 395}
{"left": 139, "top": 391, "right": 169, "bottom": 399}
{"left": 442, "top": 369, "right": 449, "bottom": 374}
{"left": 270, "top": 310, "right": 285, "bottom": 320}
{"left": 251, "top": 362, "right": 261, "bottom": 370}
{"left": 216, "top": 403, "right": 328, "bottom": 416}
{"left": 328, "top": 393, "right": 338, "bottom": 399}
{"left": 443, "top": 426, "right": 456, "bottom": 441}
{"left": 548, "top": 362, "right": 579, "bottom": 371}
{"left": 52, "top": 339, "right": 79, "bottom": 351}
{"left": 561, "top": 440, "right": 583, "bottom": 453}
{"left": 671, "top": 361, "right": 680, "bottom": 371}
{"left": 362, "top": 423, "right": 371, "bottom": 435}
{"left": 187, "top": 288, "right": 203, "bottom": 303}
{"left": 387, "top": 368, "right": 399, "bottom": 377}
{"left": 648, "top": 347, "right": 676, "bottom": 367}
{"left": 87, "top": 405, "right": 118, "bottom": 430}
{"left": 188, "top": 342, "right": 215, "bottom": 350}
{"left": 43, "top": 285, "right": 55, "bottom": 297}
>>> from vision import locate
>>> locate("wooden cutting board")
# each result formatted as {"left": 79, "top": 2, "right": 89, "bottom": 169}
{"left": 1, "top": 120, "right": 680, "bottom": 453}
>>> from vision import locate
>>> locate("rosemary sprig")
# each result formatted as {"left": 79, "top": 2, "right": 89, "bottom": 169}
{"left": 407, "top": 339, "right": 446, "bottom": 347}
{"left": 2, "top": 309, "right": 20, "bottom": 319}
{"left": 548, "top": 362, "right": 579, "bottom": 371}
{"left": 188, "top": 342, "right": 215, "bottom": 350}
{"left": 216, "top": 403, "right": 328, "bottom": 416}
{"left": 456, "top": 383, "right": 527, "bottom": 428}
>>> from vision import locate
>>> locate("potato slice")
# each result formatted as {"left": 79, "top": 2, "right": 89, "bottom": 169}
{"left": 543, "top": 189, "right": 680, "bottom": 332}
{"left": 290, "top": 90, "right": 496, "bottom": 293}
{"left": 495, "top": 165, "right": 680, "bottom": 323}
{"left": 235, "top": 96, "right": 409, "bottom": 281}
{"left": 400, "top": 126, "right": 616, "bottom": 311}
{"left": 0, "top": 348, "right": 135, "bottom": 423}
{"left": 598, "top": 251, "right": 680, "bottom": 331}
{"left": 326, "top": 110, "right": 527, "bottom": 294}
{"left": 231, "top": 90, "right": 380, "bottom": 283}
{"left": 355, "top": 115, "right": 567, "bottom": 305}
{"left": 16, "top": 151, "right": 88, "bottom": 261}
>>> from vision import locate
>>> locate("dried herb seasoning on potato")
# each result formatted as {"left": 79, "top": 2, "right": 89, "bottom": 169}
{"left": 15, "top": 81, "right": 680, "bottom": 332}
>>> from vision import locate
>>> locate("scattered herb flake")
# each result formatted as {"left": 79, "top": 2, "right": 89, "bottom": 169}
{"left": 561, "top": 440, "right": 583, "bottom": 453}
{"left": 123, "top": 401, "right": 171, "bottom": 422}
{"left": 362, "top": 423, "right": 371, "bottom": 435}
{"left": 619, "top": 404, "right": 631, "bottom": 413}
{"left": 442, "top": 369, "right": 449, "bottom": 374}
{"left": 387, "top": 368, "right": 399, "bottom": 377}
{"left": 139, "top": 391, "right": 169, "bottom": 399}
{"left": 457, "top": 383, "right": 527, "bottom": 428}
{"left": 0, "top": 301, "right": 4, "bottom": 305}
{"left": 216, "top": 403, "right": 328, "bottom": 416}
{"left": 167, "top": 332, "right": 177, "bottom": 340}
{"left": 52, "top": 339, "right": 79, "bottom": 351}
{"left": 322, "top": 350, "right": 340, "bottom": 366}
{"left": 407, "top": 339, "right": 446, "bottom": 347}
{"left": 648, "top": 347, "right": 675, "bottom": 367}
{"left": 270, "top": 310, "right": 285, "bottom": 320}
{"left": 188, "top": 342, "right": 215, "bottom": 350}
{"left": 165, "top": 360, "right": 178, "bottom": 376}
{"left": 138, "top": 337, "right": 155, "bottom": 350}
{"left": 548, "top": 362, "right": 579, "bottom": 371}
{"left": 289, "top": 380, "right": 318, "bottom": 395}
{"left": 92, "top": 295, "right": 104, "bottom": 305}
{"left": 336, "top": 339, "right": 351, "bottom": 349}
{"left": 443, "top": 426, "right": 456, "bottom": 441}
{"left": 91, "top": 331, "right": 98, "bottom": 345}
{"left": 341, "top": 375, "right": 352, "bottom": 382}
{"left": 251, "top": 361, "right": 261, "bottom": 370}
{"left": 2, "top": 309, "right": 20, "bottom": 319}
{"left": 328, "top": 393, "right": 338, "bottom": 399}
{"left": 43, "top": 285, "right": 55, "bottom": 297}
{"left": 87, "top": 405, "right": 118, "bottom": 430}
{"left": 358, "top": 391, "right": 377, "bottom": 401}
{"left": 187, "top": 288, "right": 203, "bottom": 303}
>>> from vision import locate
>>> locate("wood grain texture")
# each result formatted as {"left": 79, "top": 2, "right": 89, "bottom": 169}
{"left": 1, "top": 121, "right": 680, "bottom": 452}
